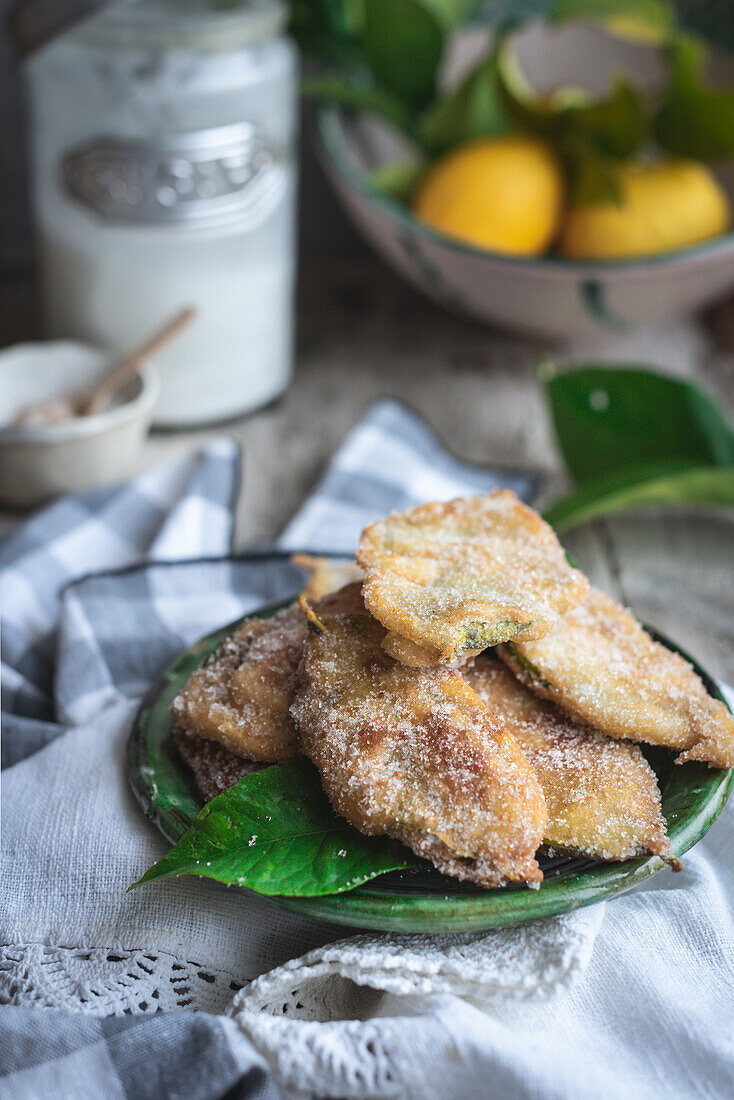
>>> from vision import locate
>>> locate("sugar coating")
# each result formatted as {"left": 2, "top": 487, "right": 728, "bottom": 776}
{"left": 500, "top": 586, "right": 734, "bottom": 769}
{"left": 292, "top": 585, "right": 547, "bottom": 888}
{"left": 171, "top": 602, "right": 306, "bottom": 761}
{"left": 466, "top": 656, "right": 671, "bottom": 861}
{"left": 357, "top": 491, "right": 588, "bottom": 665}
{"left": 173, "top": 727, "right": 265, "bottom": 802}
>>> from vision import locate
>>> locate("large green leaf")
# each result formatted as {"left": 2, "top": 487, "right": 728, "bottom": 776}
{"left": 655, "top": 36, "right": 734, "bottom": 161}
{"left": 416, "top": 52, "right": 510, "bottom": 154}
{"left": 131, "top": 759, "right": 419, "bottom": 897}
{"left": 544, "top": 462, "right": 734, "bottom": 531}
{"left": 360, "top": 0, "right": 475, "bottom": 108}
{"left": 542, "top": 364, "right": 734, "bottom": 486}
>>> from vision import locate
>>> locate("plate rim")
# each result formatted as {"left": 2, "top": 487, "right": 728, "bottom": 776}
{"left": 128, "top": 596, "right": 734, "bottom": 933}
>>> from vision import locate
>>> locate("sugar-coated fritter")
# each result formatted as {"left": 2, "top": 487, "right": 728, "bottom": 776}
{"left": 174, "top": 727, "right": 265, "bottom": 802}
{"left": 465, "top": 656, "right": 672, "bottom": 861}
{"left": 292, "top": 553, "right": 363, "bottom": 602}
{"left": 499, "top": 586, "right": 734, "bottom": 769}
{"left": 292, "top": 583, "right": 547, "bottom": 888}
{"left": 172, "top": 602, "right": 306, "bottom": 762}
{"left": 357, "top": 492, "right": 588, "bottom": 666}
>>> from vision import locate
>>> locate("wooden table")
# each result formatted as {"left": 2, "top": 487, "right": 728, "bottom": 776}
{"left": 3, "top": 249, "right": 734, "bottom": 684}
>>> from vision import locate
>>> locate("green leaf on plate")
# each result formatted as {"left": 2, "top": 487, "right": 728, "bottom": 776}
{"left": 544, "top": 462, "right": 734, "bottom": 531}
{"left": 542, "top": 363, "right": 734, "bottom": 486}
{"left": 654, "top": 35, "right": 734, "bottom": 161}
{"left": 416, "top": 52, "right": 510, "bottom": 155}
{"left": 370, "top": 158, "right": 427, "bottom": 201}
{"left": 302, "top": 75, "right": 412, "bottom": 133}
{"left": 130, "top": 759, "right": 419, "bottom": 897}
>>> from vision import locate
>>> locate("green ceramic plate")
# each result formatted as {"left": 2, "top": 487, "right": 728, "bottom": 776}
{"left": 128, "top": 599, "right": 733, "bottom": 933}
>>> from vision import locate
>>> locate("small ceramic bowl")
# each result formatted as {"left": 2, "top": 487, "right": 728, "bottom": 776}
{"left": 0, "top": 342, "right": 159, "bottom": 510}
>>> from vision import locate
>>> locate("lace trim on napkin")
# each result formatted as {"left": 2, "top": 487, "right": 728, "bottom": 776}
{"left": 0, "top": 944, "right": 243, "bottom": 1016}
{"left": 228, "top": 912, "right": 603, "bottom": 1099}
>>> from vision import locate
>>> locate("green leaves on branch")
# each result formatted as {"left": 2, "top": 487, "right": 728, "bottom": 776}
{"left": 496, "top": 47, "right": 646, "bottom": 202}
{"left": 417, "top": 53, "right": 510, "bottom": 155}
{"left": 296, "top": 1, "right": 478, "bottom": 113}
{"left": 655, "top": 36, "right": 734, "bottom": 161}
{"left": 361, "top": 0, "right": 476, "bottom": 108}
{"left": 131, "top": 759, "right": 418, "bottom": 897}
{"left": 299, "top": 2, "right": 734, "bottom": 204}
{"left": 542, "top": 364, "right": 734, "bottom": 531}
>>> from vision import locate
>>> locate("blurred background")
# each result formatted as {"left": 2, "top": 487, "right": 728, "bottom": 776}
{"left": 1, "top": 0, "right": 734, "bottom": 682}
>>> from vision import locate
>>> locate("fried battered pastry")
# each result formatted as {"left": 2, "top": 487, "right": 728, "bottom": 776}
{"left": 465, "top": 656, "right": 671, "bottom": 861}
{"left": 172, "top": 602, "right": 306, "bottom": 762}
{"left": 174, "top": 728, "right": 265, "bottom": 802}
{"left": 499, "top": 586, "right": 734, "bottom": 769}
{"left": 292, "top": 583, "right": 547, "bottom": 888}
{"left": 357, "top": 492, "right": 588, "bottom": 666}
{"left": 292, "top": 553, "right": 363, "bottom": 601}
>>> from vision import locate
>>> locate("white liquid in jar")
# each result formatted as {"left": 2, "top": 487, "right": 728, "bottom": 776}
{"left": 39, "top": 179, "right": 295, "bottom": 426}
{"left": 28, "top": 2, "right": 297, "bottom": 427}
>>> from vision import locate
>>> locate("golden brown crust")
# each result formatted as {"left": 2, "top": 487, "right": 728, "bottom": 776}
{"left": 499, "top": 586, "right": 734, "bottom": 769}
{"left": 173, "top": 727, "right": 265, "bottom": 802}
{"left": 465, "top": 656, "right": 671, "bottom": 861}
{"left": 292, "top": 590, "right": 547, "bottom": 888}
{"left": 292, "top": 554, "right": 364, "bottom": 602}
{"left": 171, "top": 603, "right": 306, "bottom": 762}
{"left": 357, "top": 491, "right": 588, "bottom": 665}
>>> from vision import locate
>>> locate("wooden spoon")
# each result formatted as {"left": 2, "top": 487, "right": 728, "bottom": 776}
{"left": 13, "top": 307, "right": 196, "bottom": 426}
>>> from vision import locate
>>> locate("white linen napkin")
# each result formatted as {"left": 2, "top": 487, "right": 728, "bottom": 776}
{"left": 2, "top": 400, "right": 732, "bottom": 1100}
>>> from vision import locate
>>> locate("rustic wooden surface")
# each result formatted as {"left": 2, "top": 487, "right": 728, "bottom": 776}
{"left": 2, "top": 249, "right": 734, "bottom": 683}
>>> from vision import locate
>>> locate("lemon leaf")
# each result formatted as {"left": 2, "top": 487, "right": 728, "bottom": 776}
{"left": 655, "top": 35, "right": 734, "bottom": 161}
{"left": 359, "top": 0, "right": 475, "bottom": 108}
{"left": 568, "top": 147, "right": 623, "bottom": 205}
{"left": 542, "top": 363, "right": 734, "bottom": 486}
{"left": 544, "top": 464, "right": 734, "bottom": 532}
{"left": 416, "top": 52, "right": 511, "bottom": 155}
{"left": 370, "top": 159, "right": 427, "bottom": 201}
{"left": 131, "top": 760, "right": 419, "bottom": 897}
{"left": 496, "top": 46, "right": 647, "bottom": 163}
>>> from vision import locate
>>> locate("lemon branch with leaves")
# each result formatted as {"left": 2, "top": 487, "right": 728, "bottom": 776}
{"left": 294, "top": 0, "right": 734, "bottom": 260}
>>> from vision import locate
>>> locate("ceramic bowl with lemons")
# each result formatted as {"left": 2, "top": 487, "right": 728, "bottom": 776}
{"left": 313, "top": 25, "right": 734, "bottom": 339}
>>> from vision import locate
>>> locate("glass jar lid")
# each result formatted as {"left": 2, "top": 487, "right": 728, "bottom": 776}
{"left": 9, "top": 0, "right": 286, "bottom": 57}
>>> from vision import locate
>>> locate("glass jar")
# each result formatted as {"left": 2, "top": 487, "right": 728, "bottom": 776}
{"left": 27, "top": 0, "right": 297, "bottom": 427}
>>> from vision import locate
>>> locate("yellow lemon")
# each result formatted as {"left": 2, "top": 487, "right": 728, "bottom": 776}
{"left": 413, "top": 135, "right": 564, "bottom": 256}
{"left": 560, "top": 160, "right": 731, "bottom": 260}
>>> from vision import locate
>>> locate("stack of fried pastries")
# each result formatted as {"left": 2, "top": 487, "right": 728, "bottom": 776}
{"left": 172, "top": 492, "right": 734, "bottom": 889}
